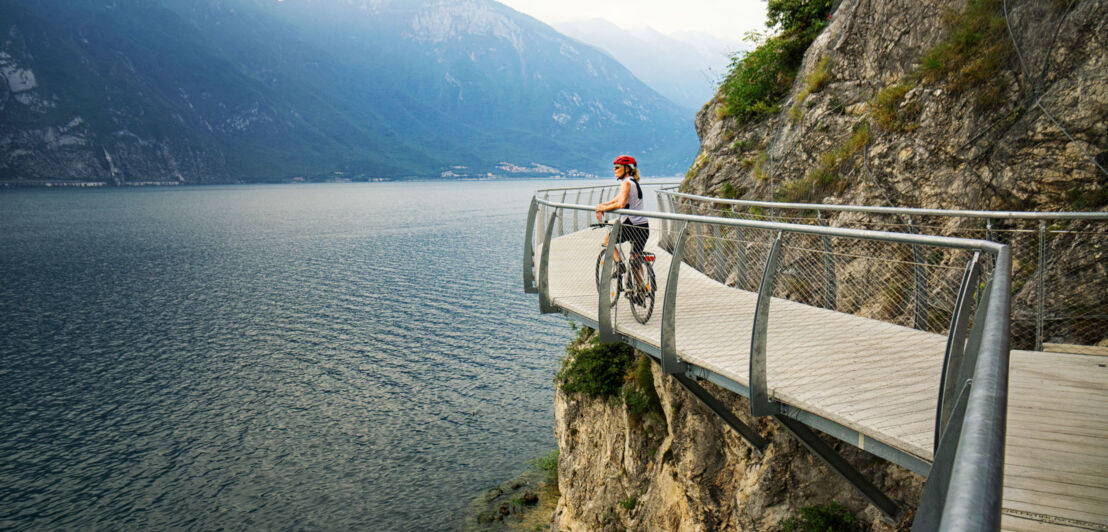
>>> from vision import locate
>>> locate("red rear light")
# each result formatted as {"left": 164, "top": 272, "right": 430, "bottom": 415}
{"left": 644, "top": 256, "right": 655, "bottom": 262}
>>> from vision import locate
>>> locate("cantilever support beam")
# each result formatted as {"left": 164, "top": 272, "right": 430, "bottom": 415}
{"left": 775, "top": 415, "right": 906, "bottom": 523}
{"left": 673, "top": 374, "right": 768, "bottom": 453}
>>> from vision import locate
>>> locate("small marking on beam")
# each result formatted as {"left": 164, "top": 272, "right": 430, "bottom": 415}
{"left": 858, "top": 433, "right": 865, "bottom": 450}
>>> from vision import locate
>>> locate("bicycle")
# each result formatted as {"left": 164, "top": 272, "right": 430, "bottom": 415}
{"left": 591, "top": 223, "right": 656, "bottom": 324}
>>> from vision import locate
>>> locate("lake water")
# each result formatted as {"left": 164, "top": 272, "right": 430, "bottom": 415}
{"left": 0, "top": 180, "right": 594, "bottom": 530}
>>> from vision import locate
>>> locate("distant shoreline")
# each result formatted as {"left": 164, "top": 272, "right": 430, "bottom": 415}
{"left": 0, "top": 176, "right": 682, "bottom": 189}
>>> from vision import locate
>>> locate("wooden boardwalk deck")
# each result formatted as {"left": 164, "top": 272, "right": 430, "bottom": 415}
{"left": 540, "top": 225, "right": 1108, "bottom": 530}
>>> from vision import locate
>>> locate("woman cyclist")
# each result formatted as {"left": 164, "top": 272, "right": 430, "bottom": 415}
{"left": 595, "top": 154, "right": 649, "bottom": 274}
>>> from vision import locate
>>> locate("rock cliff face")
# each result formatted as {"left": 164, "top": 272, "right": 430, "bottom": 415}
{"left": 552, "top": 333, "right": 923, "bottom": 531}
{"left": 684, "top": 0, "right": 1107, "bottom": 212}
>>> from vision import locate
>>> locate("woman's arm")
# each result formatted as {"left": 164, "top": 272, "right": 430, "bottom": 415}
{"left": 595, "top": 180, "right": 632, "bottom": 221}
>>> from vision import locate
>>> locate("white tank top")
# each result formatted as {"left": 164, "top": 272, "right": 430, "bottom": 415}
{"left": 619, "top": 177, "right": 648, "bottom": 225}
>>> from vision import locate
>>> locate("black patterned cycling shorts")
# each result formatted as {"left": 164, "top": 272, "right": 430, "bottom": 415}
{"left": 615, "top": 222, "right": 649, "bottom": 256}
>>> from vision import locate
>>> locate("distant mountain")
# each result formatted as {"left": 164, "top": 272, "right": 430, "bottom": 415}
{"left": 0, "top": 0, "right": 697, "bottom": 183}
{"left": 556, "top": 19, "right": 745, "bottom": 111}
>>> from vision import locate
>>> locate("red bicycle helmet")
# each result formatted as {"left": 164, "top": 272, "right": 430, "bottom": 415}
{"left": 613, "top": 155, "right": 637, "bottom": 168}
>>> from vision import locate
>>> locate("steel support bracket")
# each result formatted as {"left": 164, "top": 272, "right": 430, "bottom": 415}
{"left": 675, "top": 374, "right": 768, "bottom": 453}
{"left": 776, "top": 415, "right": 906, "bottom": 524}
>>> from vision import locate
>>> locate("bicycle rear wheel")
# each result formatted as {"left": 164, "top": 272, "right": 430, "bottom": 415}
{"left": 629, "top": 259, "right": 656, "bottom": 324}
{"left": 595, "top": 248, "right": 620, "bottom": 308}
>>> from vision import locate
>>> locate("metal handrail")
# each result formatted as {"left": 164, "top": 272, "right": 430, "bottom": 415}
{"left": 537, "top": 199, "right": 1007, "bottom": 253}
{"left": 658, "top": 187, "right": 1106, "bottom": 352}
{"left": 524, "top": 184, "right": 1013, "bottom": 531}
{"left": 658, "top": 187, "right": 1108, "bottom": 220}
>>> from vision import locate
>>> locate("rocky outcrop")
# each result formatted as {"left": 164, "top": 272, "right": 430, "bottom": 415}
{"left": 552, "top": 339, "right": 923, "bottom": 531}
{"left": 684, "top": 0, "right": 1107, "bottom": 213}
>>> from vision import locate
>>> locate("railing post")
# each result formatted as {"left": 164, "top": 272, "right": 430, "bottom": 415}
{"left": 655, "top": 191, "right": 670, "bottom": 248}
{"left": 523, "top": 197, "right": 539, "bottom": 293}
{"left": 914, "top": 380, "right": 973, "bottom": 532}
{"left": 985, "top": 219, "right": 994, "bottom": 242}
{"left": 935, "top": 252, "right": 981, "bottom": 452}
{"left": 711, "top": 224, "right": 722, "bottom": 282}
{"left": 817, "top": 211, "right": 837, "bottom": 310}
{"left": 960, "top": 277, "right": 994, "bottom": 381}
{"left": 696, "top": 223, "right": 706, "bottom": 272}
{"left": 664, "top": 194, "right": 678, "bottom": 246}
{"left": 907, "top": 215, "right": 930, "bottom": 330}
{"left": 538, "top": 208, "right": 559, "bottom": 314}
{"left": 750, "top": 231, "right": 785, "bottom": 417}
{"left": 573, "top": 190, "right": 582, "bottom": 232}
{"left": 1036, "top": 220, "right": 1046, "bottom": 351}
{"left": 735, "top": 226, "right": 747, "bottom": 290}
{"left": 937, "top": 245, "right": 1010, "bottom": 531}
{"left": 598, "top": 219, "right": 623, "bottom": 343}
{"left": 558, "top": 190, "right": 567, "bottom": 237}
{"left": 661, "top": 222, "right": 690, "bottom": 375}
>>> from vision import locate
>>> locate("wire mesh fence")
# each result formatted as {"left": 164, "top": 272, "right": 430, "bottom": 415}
{"left": 660, "top": 189, "right": 1107, "bottom": 351}
{"left": 530, "top": 186, "right": 994, "bottom": 381}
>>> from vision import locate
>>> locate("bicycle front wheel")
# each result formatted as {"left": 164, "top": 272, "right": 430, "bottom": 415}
{"left": 629, "top": 261, "right": 656, "bottom": 324}
{"left": 595, "top": 248, "right": 619, "bottom": 308}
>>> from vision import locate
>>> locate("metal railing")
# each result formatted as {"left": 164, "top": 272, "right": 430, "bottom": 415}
{"left": 658, "top": 187, "right": 1108, "bottom": 352}
{"left": 524, "top": 184, "right": 1013, "bottom": 531}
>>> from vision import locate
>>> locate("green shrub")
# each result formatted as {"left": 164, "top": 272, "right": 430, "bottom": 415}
{"left": 767, "top": 0, "right": 834, "bottom": 36}
{"left": 718, "top": 0, "right": 833, "bottom": 121}
{"left": 779, "top": 502, "right": 860, "bottom": 531}
{"left": 619, "top": 494, "right": 638, "bottom": 512}
{"left": 556, "top": 329, "right": 634, "bottom": 398}
{"left": 621, "top": 354, "right": 665, "bottom": 424}
{"left": 720, "top": 182, "right": 745, "bottom": 200}
{"left": 529, "top": 449, "right": 560, "bottom": 484}
{"left": 718, "top": 33, "right": 803, "bottom": 120}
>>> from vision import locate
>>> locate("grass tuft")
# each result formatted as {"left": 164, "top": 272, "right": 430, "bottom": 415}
{"left": 776, "top": 120, "right": 869, "bottom": 202}
{"left": 917, "top": 0, "right": 1011, "bottom": 99}
{"left": 870, "top": 83, "right": 920, "bottom": 132}
{"left": 790, "top": 56, "right": 832, "bottom": 122}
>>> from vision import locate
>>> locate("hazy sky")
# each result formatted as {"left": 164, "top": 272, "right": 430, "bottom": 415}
{"left": 496, "top": 0, "right": 768, "bottom": 40}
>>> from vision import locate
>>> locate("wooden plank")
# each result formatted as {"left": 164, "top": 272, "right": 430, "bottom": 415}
{"left": 1002, "top": 491, "right": 1108, "bottom": 522}
{"left": 1004, "top": 481, "right": 1108, "bottom": 508}
{"left": 1043, "top": 343, "right": 1108, "bottom": 356}
{"left": 1004, "top": 464, "right": 1108, "bottom": 490}
{"left": 1001, "top": 510, "right": 1104, "bottom": 532}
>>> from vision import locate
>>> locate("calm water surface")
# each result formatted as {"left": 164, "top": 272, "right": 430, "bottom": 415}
{"left": 0, "top": 181, "right": 581, "bottom": 530}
